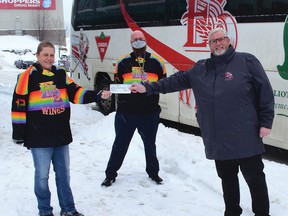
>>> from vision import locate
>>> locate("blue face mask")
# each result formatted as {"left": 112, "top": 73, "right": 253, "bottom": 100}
{"left": 131, "top": 40, "right": 146, "bottom": 49}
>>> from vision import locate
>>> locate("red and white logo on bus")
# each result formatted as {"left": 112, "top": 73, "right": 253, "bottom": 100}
{"left": 95, "top": 32, "right": 111, "bottom": 62}
{"left": 181, "top": 0, "right": 238, "bottom": 52}
{"left": 71, "top": 29, "right": 90, "bottom": 80}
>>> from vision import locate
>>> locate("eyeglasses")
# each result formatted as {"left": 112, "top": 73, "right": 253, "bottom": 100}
{"left": 209, "top": 37, "right": 228, "bottom": 45}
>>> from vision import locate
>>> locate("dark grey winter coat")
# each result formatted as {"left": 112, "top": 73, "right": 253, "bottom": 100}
{"left": 144, "top": 46, "right": 274, "bottom": 160}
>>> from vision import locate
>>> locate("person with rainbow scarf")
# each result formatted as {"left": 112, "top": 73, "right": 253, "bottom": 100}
{"left": 11, "top": 41, "right": 111, "bottom": 216}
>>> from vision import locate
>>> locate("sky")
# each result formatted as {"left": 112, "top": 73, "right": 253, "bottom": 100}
{"left": 0, "top": 35, "right": 288, "bottom": 216}
{"left": 63, "top": 0, "right": 73, "bottom": 26}
{"left": 62, "top": 0, "right": 73, "bottom": 54}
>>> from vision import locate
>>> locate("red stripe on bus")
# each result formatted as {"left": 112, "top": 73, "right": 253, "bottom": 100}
{"left": 119, "top": 0, "right": 195, "bottom": 71}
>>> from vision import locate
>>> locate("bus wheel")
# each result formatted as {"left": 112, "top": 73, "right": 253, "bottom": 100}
{"left": 97, "top": 78, "right": 115, "bottom": 115}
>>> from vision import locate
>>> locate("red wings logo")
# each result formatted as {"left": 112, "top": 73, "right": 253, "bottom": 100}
{"left": 181, "top": 0, "right": 238, "bottom": 52}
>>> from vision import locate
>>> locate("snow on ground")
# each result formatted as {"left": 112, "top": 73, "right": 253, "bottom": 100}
{"left": 0, "top": 35, "right": 288, "bottom": 216}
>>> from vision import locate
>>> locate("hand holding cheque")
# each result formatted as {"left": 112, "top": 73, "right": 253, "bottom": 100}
{"left": 110, "top": 83, "right": 147, "bottom": 94}
{"left": 110, "top": 84, "right": 132, "bottom": 94}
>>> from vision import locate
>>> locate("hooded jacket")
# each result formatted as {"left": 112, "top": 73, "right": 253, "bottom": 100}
{"left": 144, "top": 46, "right": 274, "bottom": 160}
{"left": 11, "top": 63, "right": 103, "bottom": 148}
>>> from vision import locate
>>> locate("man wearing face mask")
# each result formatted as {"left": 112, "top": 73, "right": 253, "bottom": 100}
{"left": 101, "top": 30, "right": 166, "bottom": 187}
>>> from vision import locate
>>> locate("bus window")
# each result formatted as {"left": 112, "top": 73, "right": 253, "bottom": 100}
{"left": 224, "top": 0, "right": 288, "bottom": 22}
{"left": 94, "top": 0, "right": 125, "bottom": 27}
{"left": 72, "top": 0, "right": 95, "bottom": 28}
{"left": 72, "top": 0, "right": 189, "bottom": 30}
{"left": 127, "top": 0, "right": 188, "bottom": 26}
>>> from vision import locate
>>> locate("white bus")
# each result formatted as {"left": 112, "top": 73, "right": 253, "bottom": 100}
{"left": 70, "top": 0, "right": 288, "bottom": 150}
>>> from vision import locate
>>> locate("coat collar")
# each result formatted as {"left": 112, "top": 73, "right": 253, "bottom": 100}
{"left": 209, "top": 45, "right": 235, "bottom": 65}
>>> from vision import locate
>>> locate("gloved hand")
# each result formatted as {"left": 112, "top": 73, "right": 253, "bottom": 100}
{"left": 13, "top": 139, "right": 24, "bottom": 144}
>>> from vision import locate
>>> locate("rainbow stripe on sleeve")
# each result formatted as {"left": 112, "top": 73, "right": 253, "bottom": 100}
{"left": 11, "top": 111, "right": 26, "bottom": 124}
{"left": 114, "top": 54, "right": 130, "bottom": 74}
{"left": 150, "top": 54, "right": 166, "bottom": 75}
{"left": 73, "top": 88, "right": 88, "bottom": 104}
{"left": 66, "top": 76, "right": 76, "bottom": 85}
{"left": 15, "top": 69, "right": 32, "bottom": 95}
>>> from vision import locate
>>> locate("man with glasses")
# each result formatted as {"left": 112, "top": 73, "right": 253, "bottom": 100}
{"left": 130, "top": 28, "right": 274, "bottom": 216}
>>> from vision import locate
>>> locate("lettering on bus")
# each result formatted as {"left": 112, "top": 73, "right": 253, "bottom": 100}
{"left": 273, "top": 90, "right": 288, "bottom": 98}
{"left": 273, "top": 89, "right": 288, "bottom": 117}
{"left": 274, "top": 103, "right": 288, "bottom": 118}
{"left": 274, "top": 103, "right": 288, "bottom": 110}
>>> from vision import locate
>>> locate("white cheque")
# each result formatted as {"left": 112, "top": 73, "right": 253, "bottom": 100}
{"left": 110, "top": 84, "right": 132, "bottom": 94}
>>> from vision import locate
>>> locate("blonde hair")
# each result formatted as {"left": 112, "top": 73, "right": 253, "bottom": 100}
{"left": 36, "top": 41, "right": 55, "bottom": 55}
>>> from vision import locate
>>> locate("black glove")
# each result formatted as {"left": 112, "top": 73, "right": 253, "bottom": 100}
{"left": 13, "top": 139, "right": 24, "bottom": 144}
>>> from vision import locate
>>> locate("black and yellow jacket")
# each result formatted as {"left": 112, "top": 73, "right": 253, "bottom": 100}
{"left": 114, "top": 51, "right": 166, "bottom": 114}
{"left": 11, "top": 63, "right": 102, "bottom": 148}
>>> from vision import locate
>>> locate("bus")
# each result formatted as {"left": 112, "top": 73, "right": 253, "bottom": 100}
{"left": 70, "top": 0, "right": 288, "bottom": 150}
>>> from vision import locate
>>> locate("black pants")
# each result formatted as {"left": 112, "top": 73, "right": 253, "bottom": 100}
{"left": 105, "top": 111, "right": 160, "bottom": 179}
{"left": 215, "top": 154, "right": 270, "bottom": 216}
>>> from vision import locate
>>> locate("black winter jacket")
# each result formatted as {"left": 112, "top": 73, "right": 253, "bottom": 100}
{"left": 11, "top": 63, "right": 103, "bottom": 148}
{"left": 144, "top": 46, "right": 274, "bottom": 160}
{"left": 115, "top": 51, "right": 166, "bottom": 115}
